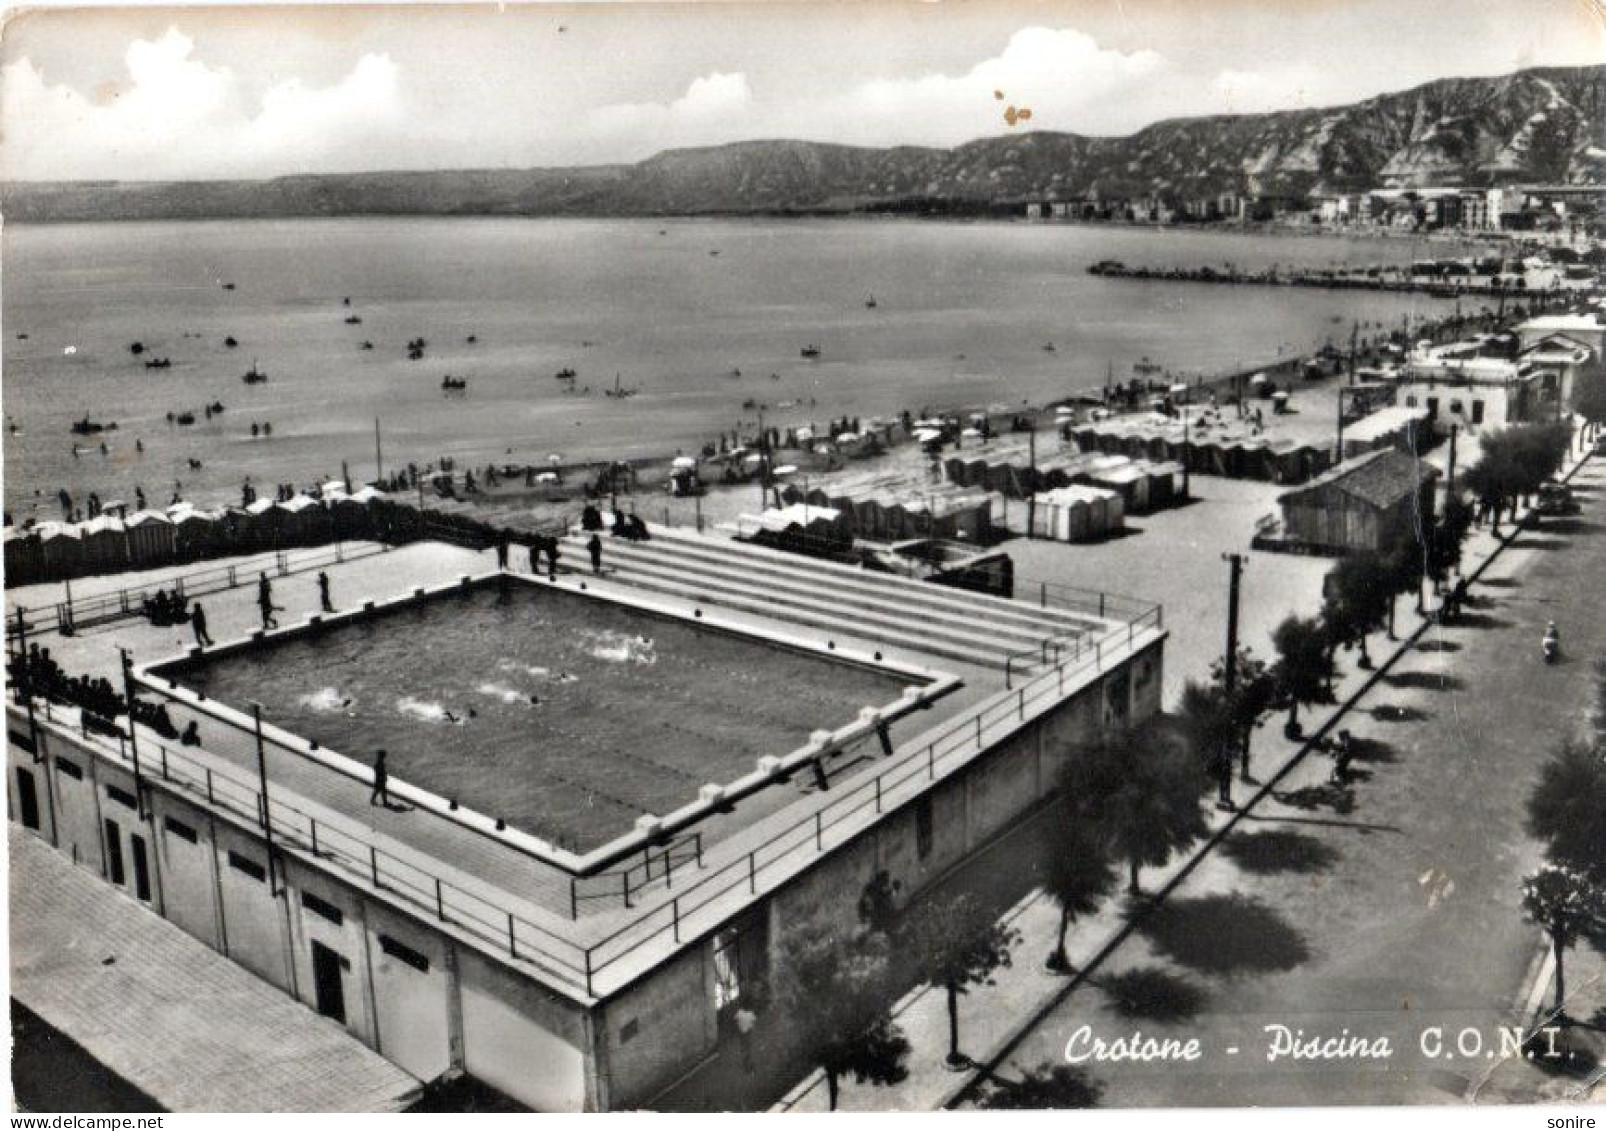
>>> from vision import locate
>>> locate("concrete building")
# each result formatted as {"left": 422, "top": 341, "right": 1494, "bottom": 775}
{"left": 7, "top": 532, "right": 1164, "bottom": 1111}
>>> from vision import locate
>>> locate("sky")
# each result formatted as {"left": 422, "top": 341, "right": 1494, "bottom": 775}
{"left": 1, "top": 0, "right": 1602, "bottom": 181}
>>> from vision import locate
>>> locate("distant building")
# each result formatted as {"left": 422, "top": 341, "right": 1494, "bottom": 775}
{"left": 1275, "top": 449, "right": 1440, "bottom": 557}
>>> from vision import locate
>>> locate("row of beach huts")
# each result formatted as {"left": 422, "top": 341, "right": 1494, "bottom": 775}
{"left": 2, "top": 486, "right": 412, "bottom": 587}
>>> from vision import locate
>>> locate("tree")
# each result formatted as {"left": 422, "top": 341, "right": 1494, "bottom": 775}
{"left": 1521, "top": 864, "right": 1605, "bottom": 1015}
{"left": 907, "top": 891, "right": 1021, "bottom": 1068}
{"left": 1040, "top": 818, "right": 1119, "bottom": 973}
{"left": 1526, "top": 740, "right": 1606, "bottom": 883}
{"left": 978, "top": 1063, "right": 1102, "bottom": 1109}
{"left": 1426, "top": 494, "right": 1475, "bottom": 587}
{"left": 1068, "top": 716, "right": 1212, "bottom": 893}
{"left": 1322, "top": 551, "right": 1392, "bottom": 669}
{"left": 1178, "top": 678, "right": 1238, "bottom": 807}
{"left": 1272, "top": 615, "right": 1335, "bottom": 739}
{"left": 1209, "top": 647, "right": 1277, "bottom": 781}
{"left": 773, "top": 923, "right": 909, "bottom": 1110}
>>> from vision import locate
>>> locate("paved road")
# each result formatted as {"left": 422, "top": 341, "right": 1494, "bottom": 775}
{"left": 974, "top": 453, "right": 1606, "bottom": 1107}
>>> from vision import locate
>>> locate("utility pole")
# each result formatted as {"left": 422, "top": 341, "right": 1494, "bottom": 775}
{"left": 1026, "top": 428, "right": 1038, "bottom": 538}
{"left": 1447, "top": 424, "right": 1458, "bottom": 497}
{"left": 1220, "top": 553, "right": 1244, "bottom": 806}
{"left": 1348, "top": 321, "right": 1359, "bottom": 384}
{"left": 374, "top": 418, "right": 383, "bottom": 484}
{"left": 250, "top": 701, "right": 279, "bottom": 893}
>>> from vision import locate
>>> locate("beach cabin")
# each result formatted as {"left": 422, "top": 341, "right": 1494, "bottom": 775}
{"left": 37, "top": 522, "right": 85, "bottom": 578}
{"left": 77, "top": 516, "right": 129, "bottom": 573}
{"left": 747, "top": 504, "right": 852, "bottom": 556}
{"left": 4, "top": 527, "right": 45, "bottom": 587}
{"left": 244, "top": 497, "right": 287, "bottom": 549}
{"left": 122, "top": 509, "right": 176, "bottom": 568}
{"left": 1276, "top": 449, "right": 1439, "bottom": 556}
{"left": 280, "top": 494, "right": 333, "bottom": 546}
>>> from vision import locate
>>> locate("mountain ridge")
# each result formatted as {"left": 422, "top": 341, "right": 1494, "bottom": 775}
{"left": 6, "top": 64, "right": 1603, "bottom": 223}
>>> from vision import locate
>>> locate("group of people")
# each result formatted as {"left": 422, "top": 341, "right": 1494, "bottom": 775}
{"left": 142, "top": 587, "right": 190, "bottom": 627}
{"left": 7, "top": 643, "right": 183, "bottom": 741}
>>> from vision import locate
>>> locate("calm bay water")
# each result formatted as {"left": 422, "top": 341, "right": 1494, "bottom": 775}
{"left": 1, "top": 216, "right": 1485, "bottom": 517}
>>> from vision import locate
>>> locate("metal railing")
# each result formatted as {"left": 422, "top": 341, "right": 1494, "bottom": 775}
{"left": 11, "top": 591, "right": 1162, "bottom": 1001}
{"left": 13, "top": 541, "right": 389, "bottom": 636}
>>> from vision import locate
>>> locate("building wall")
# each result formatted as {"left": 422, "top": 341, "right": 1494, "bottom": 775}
{"left": 7, "top": 635, "right": 1163, "bottom": 1113}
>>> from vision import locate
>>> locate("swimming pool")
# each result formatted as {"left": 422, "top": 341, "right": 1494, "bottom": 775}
{"left": 163, "top": 579, "right": 918, "bottom": 853}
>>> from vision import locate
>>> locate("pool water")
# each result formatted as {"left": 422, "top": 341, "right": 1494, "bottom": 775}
{"left": 171, "top": 581, "right": 913, "bottom": 852}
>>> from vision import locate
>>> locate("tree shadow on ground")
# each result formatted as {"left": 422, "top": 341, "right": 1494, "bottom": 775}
{"left": 1536, "top": 519, "right": 1604, "bottom": 537}
{"left": 1273, "top": 782, "right": 1357, "bottom": 815}
{"left": 1348, "top": 735, "right": 1398, "bottom": 764}
{"left": 1369, "top": 703, "right": 1432, "bottom": 723}
{"left": 1510, "top": 536, "right": 1567, "bottom": 552}
{"left": 1130, "top": 894, "right": 1310, "bottom": 977}
{"left": 1526, "top": 1026, "right": 1600, "bottom": 1079}
{"left": 1220, "top": 828, "right": 1340, "bottom": 875}
{"left": 1453, "top": 611, "right": 1513, "bottom": 631}
{"left": 1099, "top": 966, "right": 1208, "bottom": 1023}
{"left": 1477, "top": 577, "right": 1521, "bottom": 588}
{"left": 1383, "top": 671, "right": 1464, "bottom": 693}
{"left": 1415, "top": 639, "right": 1462, "bottom": 653}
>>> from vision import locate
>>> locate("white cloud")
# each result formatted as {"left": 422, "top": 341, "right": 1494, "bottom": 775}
{"left": 582, "top": 28, "right": 1171, "bottom": 161}
{"left": 1, "top": 28, "right": 403, "bottom": 180}
{"left": 1210, "top": 67, "right": 1322, "bottom": 116}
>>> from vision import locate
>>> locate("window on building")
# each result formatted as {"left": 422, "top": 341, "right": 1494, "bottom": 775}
{"left": 228, "top": 851, "right": 267, "bottom": 883}
{"left": 916, "top": 796, "right": 934, "bottom": 860}
{"left": 55, "top": 757, "right": 82, "bottom": 780}
{"left": 1405, "top": 395, "right": 1418, "bottom": 408}
{"left": 1472, "top": 400, "right": 1486, "bottom": 424}
{"left": 106, "top": 785, "right": 137, "bottom": 810}
{"left": 164, "top": 816, "right": 199, "bottom": 844}
{"left": 1450, "top": 399, "right": 1463, "bottom": 414}
{"left": 378, "top": 934, "right": 430, "bottom": 973}
{"left": 300, "top": 891, "right": 344, "bottom": 926}
{"left": 104, "top": 819, "right": 125, "bottom": 886}
{"left": 711, "top": 927, "right": 743, "bottom": 1011}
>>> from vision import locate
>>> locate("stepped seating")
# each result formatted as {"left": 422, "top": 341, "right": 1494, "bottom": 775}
{"left": 560, "top": 525, "right": 1106, "bottom": 673}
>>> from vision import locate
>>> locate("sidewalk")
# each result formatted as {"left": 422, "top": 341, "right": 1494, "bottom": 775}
{"left": 769, "top": 440, "right": 1598, "bottom": 1112}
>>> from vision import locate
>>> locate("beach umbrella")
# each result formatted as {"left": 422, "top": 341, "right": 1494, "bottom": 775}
{"left": 1169, "top": 382, "right": 1190, "bottom": 396}
{"left": 744, "top": 453, "right": 764, "bottom": 465}
{"left": 1054, "top": 405, "right": 1074, "bottom": 416}
{"left": 671, "top": 456, "right": 698, "bottom": 470}
{"left": 772, "top": 464, "right": 799, "bottom": 476}
{"left": 1249, "top": 373, "right": 1268, "bottom": 386}
{"left": 836, "top": 432, "right": 860, "bottom": 443}
{"left": 794, "top": 427, "right": 815, "bottom": 442}
{"left": 961, "top": 427, "right": 983, "bottom": 439}
{"left": 536, "top": 471, "right": 560, "bottom": 483}
{"left": 914, "top": 428, "right": 943, "bottom": 443}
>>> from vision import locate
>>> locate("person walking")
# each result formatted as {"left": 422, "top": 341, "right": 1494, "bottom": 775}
{"left": 547, "top": 539, "right": 560, "bottom": 581}
{"left": 190, "top": 601, "right": 214, "bottom": 647}
{"left": 495, "top": 533, "right": 510, "bottom": 570}
{"left": 370, "top": 749, "right": 390, "bottom": 807}
{"left": 317, "top": 571, "right": 334, "bottom": 613}
{"left": 257, "top": 573, "right": 281, "bottom": 630}
{"left": 734, "top": 1005, "right": 758, "bottom": 1072}
{"left": 588, "top": 533, "right": 603, "bottom": 574}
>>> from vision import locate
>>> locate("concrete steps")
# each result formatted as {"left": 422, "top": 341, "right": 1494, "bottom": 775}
{"left": 565, "top": 526, "right": 1097, "bottom": 672}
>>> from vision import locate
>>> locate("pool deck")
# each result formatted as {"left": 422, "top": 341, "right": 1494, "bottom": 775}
{"left": 8, "top": 824, "right": 422, "bottom": 1112}
{"left": 9, "top": 536, "right": 1156, "bottom": 1001}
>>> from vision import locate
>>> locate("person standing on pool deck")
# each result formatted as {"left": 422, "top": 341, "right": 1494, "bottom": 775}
{"left": 495, "top": 533, "right": 510, "bottom": 570}
{"left": 317, "top": 571, "right": 334, "bottom": 613}
{"left": 370, "top": 749, "right": 389, "bottom": 807}
{"left": 257, "top": 573, "right": 281, "bottom": 629}
{"left": 548, "top": 539, "right": 560, "bottom": 581}
{"left": 588, "top": 533, "right": 603, "bottom": 574}
{"left": 190, "top": 601, "right": 214, "bottom": 647}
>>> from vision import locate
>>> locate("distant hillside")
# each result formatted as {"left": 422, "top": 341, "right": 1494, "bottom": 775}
{"left": 6, "top": 64, "right": 1603, "bottom": 223}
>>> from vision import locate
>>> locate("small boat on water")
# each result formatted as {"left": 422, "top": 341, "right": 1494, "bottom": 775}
{"left": 70, "top": 416, "right": 115, "bottom": 436}
{"left": 800, "top": 345, "right": 821, "bottom": 359}
{"left": 175, "top": 412, "right": 196, "bottom": 426}
{"left": 361, "top": 341, "right": 374, "bottom": 351}
{"left": 220, "top": 282, "right": 236, "bottom": 291}
{"left": 129, "top": 341, "right": 145, "bottom": 356}
{"left": 555, "top": 367, "right": 577, "bottom": 380}
{"left": 224, "top": 336, "right": 238, "bottom": 348}
{"left": 145, "top": 357, "right": 172, "bottom": 369}
{"left": 242, "top": 361, "right": 268, "bottom": 384}
{"left": 345, "top": 315, "right": 363, "bottom": 325}
{"left": 441, "top": 376, "right": 468, "bottom": 392}
{"left": 604, "top": 373, "right": 638, "bottom": 399}
{"left": 865, "top": 294, "right": 877, "bottom": 309}
{"left": 1133, "top": 357, "right": 1162, "bottom": 375}
{"left": 1042, "top": 342, "right": 1056, "bottom": 352}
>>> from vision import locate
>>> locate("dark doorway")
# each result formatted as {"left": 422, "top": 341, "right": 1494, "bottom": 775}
{"left": 311, "top": 941, "right": 348, "bottom": 1025}
{"left": 103, "top": 819, "right": 125, "bottom": 886}
{"left": 15, "top": 767, "right": 40, "bottom": 830}
{"left": 130, "top": 835, "right": 152, "bottom": 903}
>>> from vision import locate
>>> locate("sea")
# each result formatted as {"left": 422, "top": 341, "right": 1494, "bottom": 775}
{"left": 1, "top": 216, "right": 1493, "bottom": 518}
